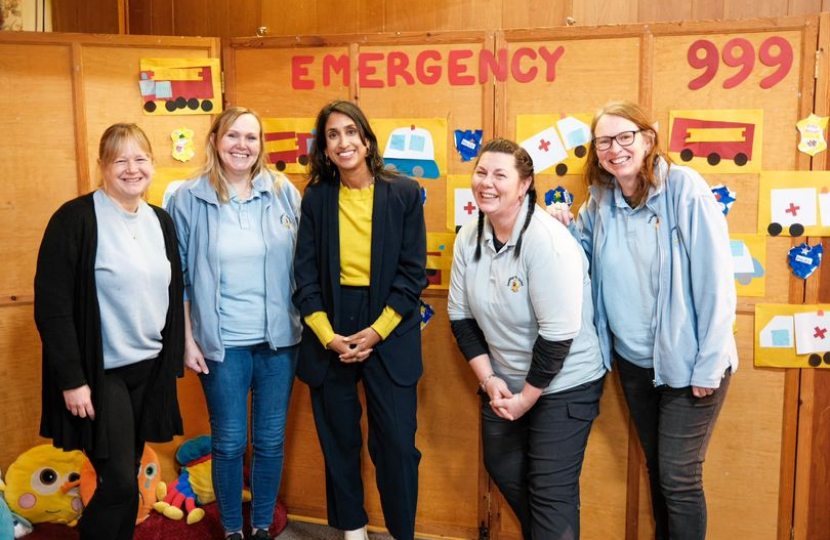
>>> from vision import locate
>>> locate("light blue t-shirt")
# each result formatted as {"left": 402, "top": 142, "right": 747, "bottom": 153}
{"left": 600, "top": 187, "right": 659, "bottom": 368}
{"left": 217, "top": 186, "right": 267, "bottom": 346}
{"left": 93, "top": 190, "right": 171, "bottom": 369}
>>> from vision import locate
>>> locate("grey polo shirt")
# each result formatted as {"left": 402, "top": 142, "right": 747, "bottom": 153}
{"left": 448, "top": 201, "right": 606, "bottom": 395}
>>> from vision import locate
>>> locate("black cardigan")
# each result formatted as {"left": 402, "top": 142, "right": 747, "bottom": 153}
{"left": 34, "top": 193, "right": 184, "bottom": 459}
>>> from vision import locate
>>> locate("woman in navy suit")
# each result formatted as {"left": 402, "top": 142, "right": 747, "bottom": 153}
{"left": 293, "top": 101, "right": 427, "bottom": 540}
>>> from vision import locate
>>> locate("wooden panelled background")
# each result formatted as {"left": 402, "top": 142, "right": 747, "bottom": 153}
{"left": 0, "top": 31, "right": 219, "bottom": 487}
{"left": 2, "top": 4, "right": 829, "bottom": 540}
{"left": 45, "top": 0, "right": 830, "bottom": 38}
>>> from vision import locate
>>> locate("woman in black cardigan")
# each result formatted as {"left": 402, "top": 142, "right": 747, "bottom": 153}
{"left": 293, "top": 101, "right": 427, "bottom": 540}
{"left": 35, "top": 124, "right": 184, "bottom": 540}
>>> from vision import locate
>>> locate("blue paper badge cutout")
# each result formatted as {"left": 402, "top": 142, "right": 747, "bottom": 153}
{"left": 545, "top": 186, "right": 574, "bottom": 208}
{"left": 420, "top": 300, "right": 434, "bottom": 331}
{"left": 788, "top": 243, "right": 823, "bottom": 279}
{"left": 454, "top": 129, "right": 483, "bottom": 162}
{"left": 711, "top": 184, "right": 736, "bottom": 216}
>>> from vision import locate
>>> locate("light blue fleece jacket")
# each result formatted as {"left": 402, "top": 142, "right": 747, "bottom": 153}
{"left": 574, "top": 158, "right": 738, "bottom": 388}
{"left": 166, "top": 171, "right": 302, "bottom": 362}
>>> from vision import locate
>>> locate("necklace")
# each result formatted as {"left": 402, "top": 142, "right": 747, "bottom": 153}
{"left": 119, "top": 211, "right": 139, "bottom": 240}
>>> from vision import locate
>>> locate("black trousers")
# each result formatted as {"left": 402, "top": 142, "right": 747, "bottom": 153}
{"left": 309, "top": 288, "right": 420, "bottom": 540}
{"left": 482, "top": 376, "right": 605, "bottom": 540}
{"left": 616, "top": 355, "right": 730, "bottom": 540}
{"left": 79, "top": 359, "right": 152, "bottom": 540}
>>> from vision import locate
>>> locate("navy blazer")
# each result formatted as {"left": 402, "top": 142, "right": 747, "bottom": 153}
{"left": 293, "top": 173, "right": 428, "bottom": 388}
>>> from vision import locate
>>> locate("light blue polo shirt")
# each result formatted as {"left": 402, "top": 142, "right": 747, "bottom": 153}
{"left": 600, "top": 186, "right": 659, "bottom": 368}
{"left": 217, "top": 186, "right": 267, "bottom": 346}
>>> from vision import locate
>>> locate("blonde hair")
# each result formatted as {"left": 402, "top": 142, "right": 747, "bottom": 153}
{"left": 583, "top": 101, "right": 671, "bottom": 208}
{"left": 97, "top": 123, "right": 154, "bottom": 188}
{"left": 204, "top": 107, "right": 276, "bottom": 203}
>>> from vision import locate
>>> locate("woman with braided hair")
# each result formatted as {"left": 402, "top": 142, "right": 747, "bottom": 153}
{"left": 447, "top": 138, "right": 606, "bottom": 540}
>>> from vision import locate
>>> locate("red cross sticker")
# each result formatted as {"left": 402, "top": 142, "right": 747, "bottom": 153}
{"left": 814, "top": 326, "right": 827, "bottom": 339}
{"left": 463, "top": 201, "right": 477, "bottom": 215}
{"left": 538, "top": 139, "right": 551, "bottom": 152}
{"left": 786, "top": 203, "right": 801, "bottom": 216}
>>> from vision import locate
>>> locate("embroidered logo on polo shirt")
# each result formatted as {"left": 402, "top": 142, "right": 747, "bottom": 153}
{"left": 507, "top": 276, "right": 524, "bottom": 293}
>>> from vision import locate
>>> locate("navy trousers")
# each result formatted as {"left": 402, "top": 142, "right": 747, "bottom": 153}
{"left": 309, "top": 288, "right": 420, "bottom": 540}
{"left": 482, "top": 376, "right": 605, "bottom": 540}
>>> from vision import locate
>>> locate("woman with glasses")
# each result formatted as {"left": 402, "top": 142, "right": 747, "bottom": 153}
{"left": 548, "top": 101, "right": 737, "bottom": 540}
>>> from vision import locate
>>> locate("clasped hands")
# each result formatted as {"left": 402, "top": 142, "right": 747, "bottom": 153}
{"left": 483, "top": 376, "right": 540, "bottom": 422}
{"left": 327, "top": 327, "right": 381, "bottom": 363}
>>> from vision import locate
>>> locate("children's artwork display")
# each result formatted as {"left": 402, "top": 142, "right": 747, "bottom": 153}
{"left": 516, "top": 114, "right": 592, "bottom": 176}
{"left": 446, "top": 174, "right": 477, "bottom": 232}
{"left": 146, "top": 167, "right": 200, "bottom": 207}
{"left": 796, "top": 113, "right": 828, "bottom": 156}
{"left": 139, "top": 58, "right": 222, "bottom": 116}
{"left": 758, "top": 171, "right": 830, "bottom": 237}
{"left": 372, "top": 118, "right": 447, "bottom": 180}
{"left": 756, "top": 304, "right": 830, "bottom": 368}
{"left": 730, "top": 234, "right": 766, "bottom": 296}
{"left": 426, "top": 232, "right": 456, "bottom": 290}
{"left": 261, "top": 118, "right": 316, "bottom": 174}
{"left": 667, "top": 109, "right": 763, "bottom": 173}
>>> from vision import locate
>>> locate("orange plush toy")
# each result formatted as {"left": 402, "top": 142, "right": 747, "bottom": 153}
{"left": 79, "top": 445, "right": 162, "bottom": 525}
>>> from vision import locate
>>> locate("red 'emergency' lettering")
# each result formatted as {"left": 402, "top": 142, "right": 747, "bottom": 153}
{"left": 358, "top": 52, "right": 384, "bottom": 88}
{"left": 448, "top": 49, "right": 476, "bottom": 85}
{"left": 323, "top": 54, "right": 350, "bottom": 87}
{"left": 478, "top": 49, "right": 508, "bottom": 83}
{"left": 511, "top": 47, "right": 538, "bottom": 83}
{"left": 416, "top": 50, "right": 442, "bottom": 85}
{"left": 387, "top": 51, "right": 415, "bottom": 87}
{"left": 291, "top": 55, "right": 314, "bottom": 90}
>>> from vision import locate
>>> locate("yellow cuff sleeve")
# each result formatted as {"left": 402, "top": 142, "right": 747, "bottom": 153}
{"left": 305, "top": 312, "right": 336, "bottom": 348}
{"left": 370, "top": 306, "right": 403, "bottom": 340}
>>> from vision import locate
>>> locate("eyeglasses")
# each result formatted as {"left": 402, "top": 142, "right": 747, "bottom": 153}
{"left": 593, "top": 130, "right": 642, "bottom": 151}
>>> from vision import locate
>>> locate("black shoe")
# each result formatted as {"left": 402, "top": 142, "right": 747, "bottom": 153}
{"left": 250, "top": 530, "right": 274, "bottom": 540}
{"left": 226, "top": 534, "right": 244, "bottom": 540}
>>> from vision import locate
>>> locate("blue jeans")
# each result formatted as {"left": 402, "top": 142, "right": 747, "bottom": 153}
{"left": 616, "top": 355, "right": 730, "bottom": 540}
{"left": 200, "top": 343, "right": 298, "bottom": 532}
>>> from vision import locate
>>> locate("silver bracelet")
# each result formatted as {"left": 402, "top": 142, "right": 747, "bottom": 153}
{"left": 479, "top": 373, "right": 497, "bottom": 392}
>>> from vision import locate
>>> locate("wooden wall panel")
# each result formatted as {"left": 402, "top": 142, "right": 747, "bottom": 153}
{"left": 52, "top": 0, "right": 120, "bottom": 34}
{"left": 724, "top": 0, "right": 790, "bottom": 19}
{"left": 0, "top": 307, "right": 44, "bottom": 473}
{"left": 73, "top": 0, "right": 830, "bottom": 38}
{"left": 692, "top": 0, "right": 725, "bottom": 20}
{"left": 0, "top": 42, "right": 78, "bottom": 299}
{"left": 638, "top": 0, "right": 692, "bottom": 24}
{"left": 572, "top": 0, "right": 639, "bottom": 26}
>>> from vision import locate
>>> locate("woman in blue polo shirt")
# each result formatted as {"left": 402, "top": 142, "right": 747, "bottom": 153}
{"left": 448, "top": 138, "right": 606, "bottom": 540}
{"left": 167, "top": 107, "right": 301, "bottom": 540}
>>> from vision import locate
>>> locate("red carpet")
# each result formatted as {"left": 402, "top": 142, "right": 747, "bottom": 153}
{"left": 25, "top": 499, "right": 288, "bottom": 540}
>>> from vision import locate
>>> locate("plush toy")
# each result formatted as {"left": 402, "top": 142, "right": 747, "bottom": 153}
{"left": 153, "top": 435, "right": 250, "bottom": 525}
{"left": 0, "top": 469, "right": 15, "bottom": 540}
{"left": 78, "top": 444, "right": 161, "bottom": 525}
{"left": 3, "top": 446, "right": 85, "bottom": 527}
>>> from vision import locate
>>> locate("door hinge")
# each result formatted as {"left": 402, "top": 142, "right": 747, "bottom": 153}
{"left": 479, "top": 524, "right": 490, "bottom": 540}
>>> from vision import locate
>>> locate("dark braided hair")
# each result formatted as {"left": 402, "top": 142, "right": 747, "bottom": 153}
{"left": 473, "top": 138, "right": 537, "bottom": 261}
